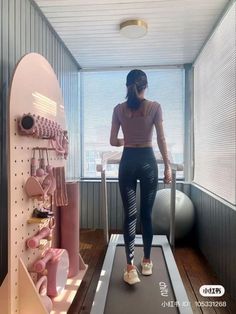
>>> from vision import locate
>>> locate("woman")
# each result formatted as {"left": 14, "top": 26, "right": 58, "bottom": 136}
{"left": 110, "top": 69, "right": 171, "bottom": 285}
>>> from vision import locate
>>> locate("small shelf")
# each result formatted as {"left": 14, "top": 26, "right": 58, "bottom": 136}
{"left": 27, "top": 218, "right": 49, "bottom": 224}
{"left": 19, "top": 255, "right": 87, "bottom": 314}
{"left": 19, "top": 258, "right": 48, "bottom": 314}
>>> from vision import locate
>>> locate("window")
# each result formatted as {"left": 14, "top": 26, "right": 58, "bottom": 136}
{"left": 64, "top": 71, "right": 81, "bottom": 180}
{"left": 193, "top": 3, "right": 236, "bottom": 205}
{"left": 82, "top": 68, "right": 185, "bottom": 178}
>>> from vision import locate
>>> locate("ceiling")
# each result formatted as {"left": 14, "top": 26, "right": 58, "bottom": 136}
{"left": 34, "top": 0, "right": 229, "bottom": 69}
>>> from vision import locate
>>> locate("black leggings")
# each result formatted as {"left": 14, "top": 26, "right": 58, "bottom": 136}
{"left": 118, "top": 147, "right": 158, "bottom": 265}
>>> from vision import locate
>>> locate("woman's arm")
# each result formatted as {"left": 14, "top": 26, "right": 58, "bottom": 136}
{"left": 155, "top": 121, "right": 170, "bottom": 166}
{"left": 154, "top": 104, "right": 172, "bottom": 183}
{"left": 110, "top": 107, "right": 124, "bottom": 147}
{"left": 155, "top": 122, "right": 172, "bottom": 184}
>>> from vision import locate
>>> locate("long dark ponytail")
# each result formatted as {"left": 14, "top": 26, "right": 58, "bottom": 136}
{"left": 126, "top": 69, "right": 148, "bottom": 110}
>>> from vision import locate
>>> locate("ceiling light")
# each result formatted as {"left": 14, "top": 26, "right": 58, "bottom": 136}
{"left": 120, "top": 19, "right": 148, "bottom": 39}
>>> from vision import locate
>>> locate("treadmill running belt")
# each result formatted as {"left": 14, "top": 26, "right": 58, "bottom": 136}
{"left": 104, "top": 245, "right": 179, "bottom": 314}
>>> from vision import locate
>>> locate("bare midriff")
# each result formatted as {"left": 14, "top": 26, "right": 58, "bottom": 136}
{"left": 124, "top": 142, "right": 152, "bottom": 148}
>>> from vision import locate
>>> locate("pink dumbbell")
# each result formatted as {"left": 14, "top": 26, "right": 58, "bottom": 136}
{"left": 27, "top": 227, "right": 51, "bottom": 249}
{"left": 34, "top": 249, "right": 55, "bottom": 273}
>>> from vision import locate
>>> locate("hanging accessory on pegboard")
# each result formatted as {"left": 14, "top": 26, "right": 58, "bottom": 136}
{"left": 32, "top": 207, "right": 53, "bottom": 219}
{"left": 40, "top": 149, "right": 46, "bottom": 173}
{"left": 53, "top": 167, "right": 68, "bottom": 206}
{"left": 31, "top": 149, "right": 37, "bottom": 176}
{"left": 26, "top": 216, "right": 55, "bottom": 249}
{"left": 18, "top": 113, "right": 69, "bottom": 159}
{"left": 33, "top": 249, "right": 56, "bottom": 273}
{"left": 41, "top": 150, "right": 56, "bottom": 196}
{"left": 36, "top": 149, "right": 45, "bottom": 177}
{"left": 26, "top": 227, "right": 51, "bottom": 249}
{"left": 25, "top": 148, "right": 56, "bottom": 200}
{"left": 33, "top": 248, "right": 69, "bottom": 297}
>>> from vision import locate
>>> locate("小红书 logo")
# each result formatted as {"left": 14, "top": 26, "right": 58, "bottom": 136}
{"left": 199, "top": 285, "right": 225, "bottom": 297}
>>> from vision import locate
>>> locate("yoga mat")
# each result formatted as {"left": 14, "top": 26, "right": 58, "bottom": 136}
{"left": 61, "top": 181, "right": 80, "bottom": 277}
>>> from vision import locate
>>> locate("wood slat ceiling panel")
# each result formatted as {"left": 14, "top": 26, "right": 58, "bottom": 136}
{"left": 34, "top": 0, "right": 229, "bottom": 69}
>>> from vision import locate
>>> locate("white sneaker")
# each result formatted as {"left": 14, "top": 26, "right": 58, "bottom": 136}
{"left": 141, "top": 260, "right": 153, "bottom": 275}
{"left": 123, "top": 267, "right": 141, "bottom": 285}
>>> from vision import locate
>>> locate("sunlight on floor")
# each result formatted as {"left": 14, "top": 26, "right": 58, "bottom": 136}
{"left": 51, "top": 268, "right": 87, "bottom": 313}
{"left": 96, "top": 280, "right": 102, "bottom": 293}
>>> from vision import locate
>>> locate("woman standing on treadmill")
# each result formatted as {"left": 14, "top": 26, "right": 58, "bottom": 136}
{"left": 110, "top": 69, "right": 171, "bottom": 285}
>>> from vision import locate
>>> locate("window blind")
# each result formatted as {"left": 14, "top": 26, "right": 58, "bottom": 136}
{"left": 193, "top": 3, "right": 236, "bottom": 205}
{"left": 82, "top": 68, "right": 185, "bottom": 178}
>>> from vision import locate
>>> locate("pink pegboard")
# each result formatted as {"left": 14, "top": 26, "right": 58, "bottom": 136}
{"left": 7, "top": 53, "right": 66, "bottom": 314}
